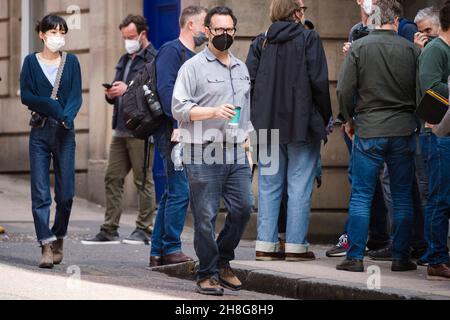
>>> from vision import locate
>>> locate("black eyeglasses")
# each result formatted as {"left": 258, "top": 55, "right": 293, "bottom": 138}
{"left": 207, "top": 27, "right": 237, "bottom": 36}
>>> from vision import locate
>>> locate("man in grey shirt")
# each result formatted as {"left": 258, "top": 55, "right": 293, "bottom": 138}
{"left": 172, "top": 6, "right": 253, "bottom": 296}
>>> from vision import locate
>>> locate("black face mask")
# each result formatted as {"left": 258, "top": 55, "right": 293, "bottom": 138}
{"left": 212, "top": 33, "right": 234, "bottom": 52}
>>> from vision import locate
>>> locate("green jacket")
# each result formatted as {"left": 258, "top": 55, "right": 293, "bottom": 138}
{"left": 337, "top": 29, "right": 420, "bottom": 138}
{"left": 418, "top": 37, "right": 450, "bottom": 100}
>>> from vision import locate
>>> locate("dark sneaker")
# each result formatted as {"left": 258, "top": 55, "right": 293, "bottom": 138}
{"left": 367, "top": 239, "right": 391, "bottom": 252}
{"left": 285, "top": 252, "right": 316, "bottom": 262}
{"left": 81, "top": 231, "right": 121, "bottom": 245}
{"left": 391, "top": 260, "right": 417, "bottom": 272}
{"left": 122, "top": 229, "right": 151, "bottom": 245}
{"left": 368, "top": 246, "right": 393, "bottom": 261}
{"left": 417, "top": 259, "right": 429, "bottom": 267}
{"left": 196, "top": 278, "right": 224, "bottom": 296}
{"left": 219, "top": 267, "right": 242, "bottom": 291}
{"left": 428, "top": 264, "right": 450, "bottom": 281}
{"left": 326, "top": 234, "right": 350, "bottom": 258}
{"left": 336, "top": 259, "right": 364, "bottom": 272}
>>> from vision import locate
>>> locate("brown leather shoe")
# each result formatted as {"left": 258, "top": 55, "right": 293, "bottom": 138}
{"left": 39, "top": 244, "right": 54, "bottom": 269}
{"left": 0, "top": 225, "right": 5, "bottom": 234}
{"left": 256, "top": 251, "right": 285, "bottom": 261}
{"left": 162, "top": 252, "right": 194, "bottom": 266}
{"left": 219, "top": 267, "right": 242, "bottom": 291}
{"left": 52, "top": 239, "right": 64, "bottom": 265}
{"left": 336, "top": 258, "right": 364, "bottom": 272}
{"left": 285, "top": 251, "right": 316, "bottom": 262}
{"left": 196, "top": 278, "right": 224, "bottom": 296}
{"left": 149, "top": 256, "right": 163, "bottom": 267}
{"left": 428, "top": 264, "right": 450, "bottom": 281}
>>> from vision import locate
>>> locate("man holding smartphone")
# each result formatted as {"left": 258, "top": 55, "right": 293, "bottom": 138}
{"left": 83, "top": 15, "right": 157, "bottom": 246}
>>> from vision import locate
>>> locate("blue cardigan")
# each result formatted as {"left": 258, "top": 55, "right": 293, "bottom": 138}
{"left": 20, "top": 53, "right": 83, "bottom": 129}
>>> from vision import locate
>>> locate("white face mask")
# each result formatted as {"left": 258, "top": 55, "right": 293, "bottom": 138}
{"left": 362, "top": 0, "right": 373, "bottom": 15}
{"left": 125, "top": 34, "right": 142, "bottom": 54}
{"left": 45, "top": 35, "right": 65, "bottom": 53}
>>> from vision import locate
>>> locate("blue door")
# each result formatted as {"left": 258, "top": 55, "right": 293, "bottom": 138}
{"left": 144, "top": 0, "right": 181, "bottom": 203}
{"left": 144, "top": 0, "right": 181, "bottom": 49}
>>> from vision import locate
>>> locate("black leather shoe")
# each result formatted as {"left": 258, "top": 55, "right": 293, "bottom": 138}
{"left": 368, "top": 246, "right": 393, "bottom": 261}
{"left": 336, "top": 259, "right": 364, "bottom": 272}
{"left": 392, "top": 260, "right": 417, "bottom": 272}
{"left": 196, "top": 278, "right": 224, "bottom": 296}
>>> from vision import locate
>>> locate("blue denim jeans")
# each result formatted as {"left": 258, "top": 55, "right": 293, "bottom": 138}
{"left": 185, "top": 145, "right": 253, "bottom": 281}
{"left": 422, "top": 134, "right": 450, "bottom": 266}
{"left": 277, "top": 158, "right": 322, "bottom": 235}
{"left": 256, "top": 141, "right": 321, "bottom": 254}
{"left": 343, "top": 132, "right": 390, "bottom": 248}
{"left": 29, "top": 118, "right": 76, "bottom": 246}
{"left": 382, "top": 134, "right": 428, "bottom": 251}
{"left": 347, "top": 135, "right": 416, "bottom": 261}
{"left": 151, "top": 129, "right": 190, "bottom": 257}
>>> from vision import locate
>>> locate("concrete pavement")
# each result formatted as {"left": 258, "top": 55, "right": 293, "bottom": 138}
{"left": 0, "top": 175, "right": 285, "bottom": 300}
{"left": 1, "top": 174, "right": 450, "bottom": 300}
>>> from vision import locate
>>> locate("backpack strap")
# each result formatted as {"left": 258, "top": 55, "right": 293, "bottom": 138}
{"left": 140, "top": 137, "right": 152, "bottom": 192}
{"left": 181, "top": 48, "right": 187, "bottom": 64}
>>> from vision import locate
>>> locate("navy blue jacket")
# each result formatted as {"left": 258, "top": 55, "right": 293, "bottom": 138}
{"left": 250, "top": 21, "right": 332, "bottom": 144}
{"left": 156, "top": 39, "right": 195, "bottom": 128}
{"left": 398, "top": 18, "right": 418, "bottom": 43}
{"left": 106, "top": 44, "right": 157, "bottom": 130}
{"left": 20, "top": 53, "right": 83, "bottom": 129}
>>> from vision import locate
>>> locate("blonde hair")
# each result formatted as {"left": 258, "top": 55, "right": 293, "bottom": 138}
{"left": 270, "top": 0, "right": 300, "bottom": 22}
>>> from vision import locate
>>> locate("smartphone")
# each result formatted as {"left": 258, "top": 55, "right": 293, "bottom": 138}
{"left": 103, "top": 83, "right": 113, "bottom": 90}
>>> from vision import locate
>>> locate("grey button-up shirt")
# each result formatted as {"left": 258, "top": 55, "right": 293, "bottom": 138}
{"left": 172, "top": 46, "right": 254, "bottom": 144}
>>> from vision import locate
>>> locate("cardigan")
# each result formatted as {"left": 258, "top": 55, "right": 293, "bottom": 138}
{"left": 20, "top": 52, "right": 83, "bottom": 130}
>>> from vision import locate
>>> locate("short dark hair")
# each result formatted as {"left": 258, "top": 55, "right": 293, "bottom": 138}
{"left": 204, "top": 6, "right": 237, "bottom": 28}
{"left": 35, "top": 14, "right": 68, "bottom": 34}
{"left": 119, "top": 14, "right": 149, "bottom": 34}
{"left": 180, "top": 6, "right": 208, "bottom": 28}
{"left": 441, "top": 2, "right": 450, "bottom": 32}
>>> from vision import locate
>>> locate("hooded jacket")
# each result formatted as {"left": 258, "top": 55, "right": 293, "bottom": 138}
{"left": 250, "top": 21, "right": 332, "bottom": 144}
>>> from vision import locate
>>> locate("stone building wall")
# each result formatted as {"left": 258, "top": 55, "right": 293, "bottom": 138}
{"left": 0, "top": 0, "right": 442, "bottom": 239}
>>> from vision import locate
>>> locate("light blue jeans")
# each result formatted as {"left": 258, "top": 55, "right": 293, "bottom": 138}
{"left": 256, "top": 140, "right": 321, "bottom": 254}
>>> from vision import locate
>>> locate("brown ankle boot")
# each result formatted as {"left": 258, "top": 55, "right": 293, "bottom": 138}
{"left": 39, "top": 244, "right": 54, "bottom": 269}
{"left": 52, "top": 239, "right": 64, "bottom": 265}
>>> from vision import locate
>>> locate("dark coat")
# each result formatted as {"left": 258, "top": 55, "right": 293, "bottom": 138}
{"left": 106, "top": 43, "right": 157, "bottom": 130}
{"left": 249, "top": 21, "right": 332, "bottom": 144}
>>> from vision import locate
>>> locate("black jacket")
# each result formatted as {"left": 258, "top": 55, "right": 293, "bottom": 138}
{"left": 106, "top": 43, "right": 157, "bottom": 130}
{"left": 248, "top": 21, "right": 332, "bottom": 144}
